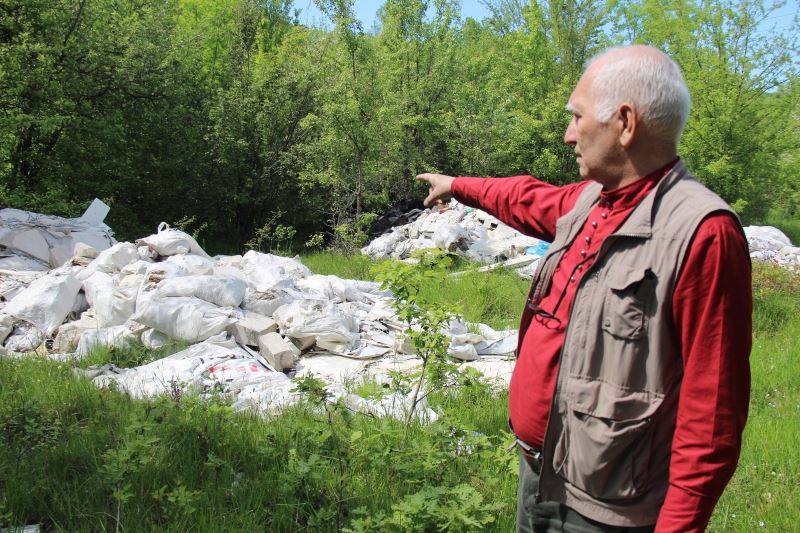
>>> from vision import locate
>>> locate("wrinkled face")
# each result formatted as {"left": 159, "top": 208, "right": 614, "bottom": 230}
{"left": 564, "top": 68, "right": 623, "bottom": 187}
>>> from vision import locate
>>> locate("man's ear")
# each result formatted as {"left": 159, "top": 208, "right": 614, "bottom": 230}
{"left": 618, "top": 103, "right": 636, "bottom": 147}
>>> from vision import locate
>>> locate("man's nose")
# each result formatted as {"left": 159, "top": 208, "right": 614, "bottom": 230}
{"left": 564, "top": 118, "right": 577, "bottom": 145}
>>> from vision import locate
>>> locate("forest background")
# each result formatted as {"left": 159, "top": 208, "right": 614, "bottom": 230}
{"left": 1, "top": 0, "right": 799, "bottom": 254}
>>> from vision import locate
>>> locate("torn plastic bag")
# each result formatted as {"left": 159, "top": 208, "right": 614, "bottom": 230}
{"left": 240, "top": 250, "right": 311, "bottom": 292}
{"left": 155, "top": 275, "right": 246, "bottom": 308}
{"left": 75, "top": 325, "right": 138, "bottom": 357}
{"left": 141, "top": 261, "right": 190, "bottom": 287}
{"left": 472, "top": 324, "right": 518, "bottom": 356}
{"left": 136, "top": 222, "right": 211, "bottom": 258}
{"left": 3, "top": 272, "right": 82, "bottom": 335}
{"left": 432, "top": 224, "right": 470, "bottom": 252}
{"left": 4, "top": 323, "right": 44, "bottom": 352}
{"left": 272, "top": 299, "right": 359, "bottom": 353}
{"left": 133, "top": 295, "right": 240, "bottom": 343}
{"left": 241, "top": 285, "right": 301, "bottom": 317}
{"left": 448, "top": 338, "right": 480, "bottom": 361}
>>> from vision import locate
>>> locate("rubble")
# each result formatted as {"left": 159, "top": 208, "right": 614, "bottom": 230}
{"left": 362, "top": 200, "right": 549, "bottom": 277}
{"left": 0, "top": 199, "right": 115, "bottom": 271}
{"left": 744, "top": 226, "right": 800, "bottom": 271}
{"left": 1, "top": 206, "right": 517, "bottom": 422}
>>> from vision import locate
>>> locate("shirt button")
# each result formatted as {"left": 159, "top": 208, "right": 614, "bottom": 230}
{"left": 580, "top": 250, "right": 587, "bottom": 257}
{"left": 601, "top": 212, "right": 608, "bottom": 219}
{"left": 570, "top": 276, "right": 575, "bottom": 282}
{"left": 591, "top": 221, "right": 598, "bottom": 228}
{"left": 585, "top": 236, "right": 591, "bottom": 243}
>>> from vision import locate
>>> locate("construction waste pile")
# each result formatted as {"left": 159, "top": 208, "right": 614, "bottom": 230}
{"left": 744, "top": 225, "right": 800, "bottom": 271}
{"left": 363, "top": 200, "right": 800, "bottom": 273}
{"left": 362, "top": 200, "right": 550, "bottom": 277}
{"left": 2, "top": 202, "right": 796, "bottom": 421}
{"left": 0, "top": 203, "right": 516, "bottom": 422}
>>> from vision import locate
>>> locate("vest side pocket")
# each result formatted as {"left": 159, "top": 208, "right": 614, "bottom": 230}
{"left": 554, "top": 377, "right": 663, "bottom": 501}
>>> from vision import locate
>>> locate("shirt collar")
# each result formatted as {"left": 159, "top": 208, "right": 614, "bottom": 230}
{"left": 599, "top": 157, "right": 680, "bottom": 210}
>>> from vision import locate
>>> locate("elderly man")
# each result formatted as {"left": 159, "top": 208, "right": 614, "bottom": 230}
{"left": 418, "top": 46, "right": 751, "bottom": 532}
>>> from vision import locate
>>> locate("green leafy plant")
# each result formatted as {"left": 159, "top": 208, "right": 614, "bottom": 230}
{"left": 373, "top": 248, "right": 460, "bottom": 426}
{"left": 345, "top": 483, "right": 504, "bottom": 532}
{"left": 333, "top": 213, "right": 376, "bottom": 255}
{"left": 246, "top": 209, "right": 297, "bottom": 253}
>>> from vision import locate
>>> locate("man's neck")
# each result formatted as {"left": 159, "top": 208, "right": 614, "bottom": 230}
{"left": 604, "top": 151, "right": 678, "bottom": 191}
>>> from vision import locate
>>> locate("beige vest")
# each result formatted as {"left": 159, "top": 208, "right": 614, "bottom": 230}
{"left": 531, "top": 161, "right": 739, "bottom": 526}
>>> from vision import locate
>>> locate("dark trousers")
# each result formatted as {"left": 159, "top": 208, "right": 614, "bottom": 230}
{"left": 516, "top": 451, "right": 656, "bottom": 533}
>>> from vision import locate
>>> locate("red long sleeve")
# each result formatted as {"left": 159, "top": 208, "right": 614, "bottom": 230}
{"left": 656, "top": 214, "right": 752, "bottom": 532}
{"left": 452, "top": 175, "right": 589, "bottom": 241}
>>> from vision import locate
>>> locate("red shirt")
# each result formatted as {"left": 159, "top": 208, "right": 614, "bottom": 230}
{"left": 452, "top": 167, "right": 751, "bottom": 532}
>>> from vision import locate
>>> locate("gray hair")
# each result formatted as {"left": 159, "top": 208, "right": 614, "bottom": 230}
{"left": 588, "top": 47, "right": 691, "bottom": 146}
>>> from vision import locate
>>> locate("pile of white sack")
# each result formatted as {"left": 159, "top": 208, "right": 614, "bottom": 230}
{"left": 362, "top": 200, "right": 799, "bottom": 274}
{"left": 744, "top": 226, "right": 799, "bottom": 271}
{"left": 1, "top": 206, "right": 516, "bottom": 422}
{"left": 361, "top": 200, "right": 550, "bottom": 278}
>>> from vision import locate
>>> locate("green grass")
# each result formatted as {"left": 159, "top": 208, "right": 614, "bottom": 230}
{"left": 708, "top": 264, "right": 800, "bottom": 532}
{"left": 1, "top": 255, "right": 797, "bottom": 531}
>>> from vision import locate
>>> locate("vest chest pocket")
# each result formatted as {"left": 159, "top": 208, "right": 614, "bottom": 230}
{"left": 601, "top": 267, "right": 657, "bottom": 340}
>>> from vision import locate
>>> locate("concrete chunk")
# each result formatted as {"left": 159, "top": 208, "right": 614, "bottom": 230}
{"left": 291, "top": 335, "right": 316, "bottom": 351}
{"left": 230, "top": 311, "right": 278, "bottom": 347}
{"left": 257, "top": 331, "right": 296, "bottom": 371}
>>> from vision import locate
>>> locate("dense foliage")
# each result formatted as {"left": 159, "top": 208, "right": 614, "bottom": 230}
{"left": 1, "top": 0, "right": 798, "bottom": 252}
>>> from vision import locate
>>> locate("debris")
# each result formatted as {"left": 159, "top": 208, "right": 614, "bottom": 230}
{"left": 362, "top": 200, "right": 548, "bottom": 278}
{"left": 15, "top": 204, "right": 793, "bottom": 423}
{"left": 744, "top": 226, "right": 799, "bottom": 271}
{"left": 0, "top": 199, "right": 114, "bottom": 269}
{"left": 257, "top": 331, "right": 297, "bottom": 371}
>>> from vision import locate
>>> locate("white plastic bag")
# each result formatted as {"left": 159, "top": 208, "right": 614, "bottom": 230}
{"left": 141, "top": 328, "right": 170, "bottom": 349}
{"left": 744, "top": 226, "right": 793, "bottom": 253}
{"left": 165, "top": 253, "right": 215, "bottom": 275}
{"left": 240, "top": 250, "right": 311, "bottom": 292}
{"left": 3, "top": 272, "right": 82, "bottom": 335}
{"left": 133, "top": 295, "right": 240, "bottom": 343}
{"left": 77, "top": 242, "right": 139, "bottom": 281}
{"left": 155, "top": 275, "right": 246, "bottom": 308}
{"left": 242, "top": 286, "right": 299, "bottom": 317}
{"left": 137, "top": 222, "right": 211, "bottom": 258}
